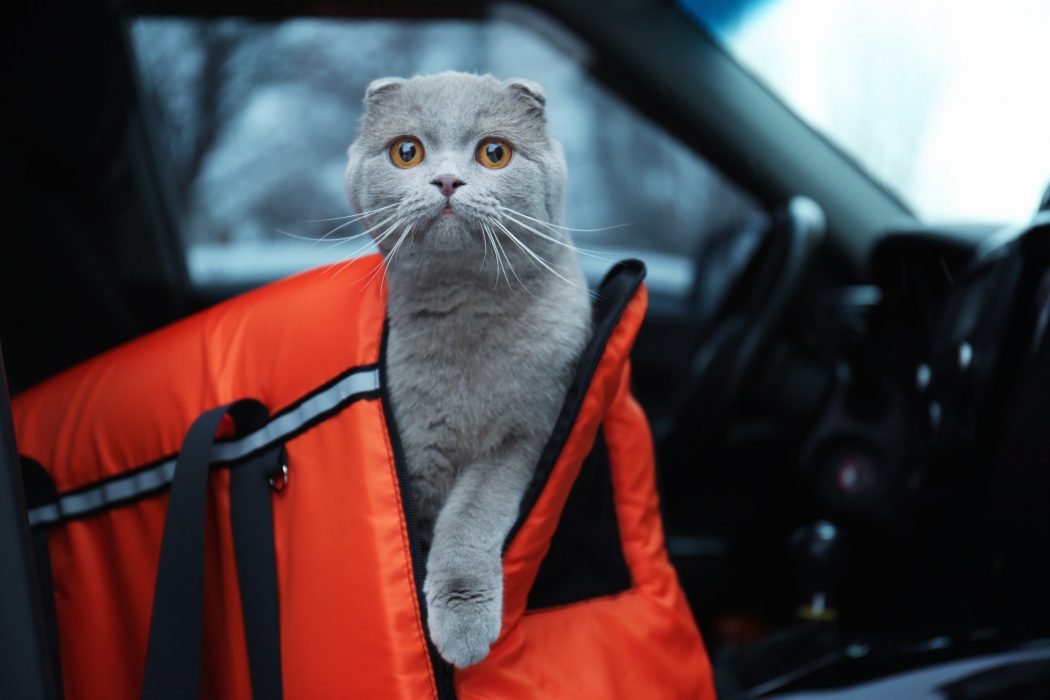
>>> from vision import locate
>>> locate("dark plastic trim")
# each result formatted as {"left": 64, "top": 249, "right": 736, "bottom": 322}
{"left": 0, "top": 346, "right": 58, "bottom": 699}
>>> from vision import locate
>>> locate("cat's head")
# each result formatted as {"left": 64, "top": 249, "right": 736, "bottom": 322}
{"left": 345, "top": 72, "right": 568, "bottom": 267}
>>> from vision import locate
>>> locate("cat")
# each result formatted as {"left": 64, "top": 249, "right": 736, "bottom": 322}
{"left": 344, "top": 72, "right": 592, "bottom": 668}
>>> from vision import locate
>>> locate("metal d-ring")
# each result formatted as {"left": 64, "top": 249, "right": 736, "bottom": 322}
{"left": 269, "top": 457, "right": 289, "bottom": 492}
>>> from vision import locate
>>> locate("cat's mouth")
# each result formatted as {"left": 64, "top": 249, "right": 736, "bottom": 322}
{"left": 440, "top": 203, "right": 456, "bottom": 219}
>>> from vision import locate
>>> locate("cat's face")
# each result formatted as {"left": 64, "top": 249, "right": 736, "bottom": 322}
{"left": 345, "top": 72, "right": 567, "bottom": 265}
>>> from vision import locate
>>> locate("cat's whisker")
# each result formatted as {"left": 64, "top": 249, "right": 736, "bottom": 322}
{"left": 362, "top": 217, "right": 408, "bottom": 259}
{"left": 481, "top": 222, "right": 507, "bottom": 290}
{"left": 315, "top": 226, "right": 386, "bottom": 253}
{"left": 499, "top": 236, "right": 535, "bottom": 296}
{"left": 300, "top": 202, "right": 399, "bottom": 224}
{"left": 346, "top": 203, "right": 423, "bottom": 289}
{"left": 478, "top": 223, "right": 489, "bottom": 271}
{"left": 484, "top": 219, "right": 536, "bottom": 296}
{"left": 277, "top": 204, "right": 401, "bottom": 244}
{"left": 316, "top": 208, "right": 403, "bottom": 251}
{"left": 490, "top": 223, "right": 514, "bottom": 290}
{"left": 492, "top": 219, "right": 552, "bottom": 279}
{"left": 490, "top": 229, "right": 510, "bottom": 289}
{"left": 497, "top": 206, "right": 631, "bottom": 234}
{"left": 380, "top": 220, "right": 413, "bottom": 273}
{"left": 389, "top": 222, "right": 414, "bottom": 262}
{"left": 334, "top": 218, "right": 399, "bottom": 264}
{"left": 310, "top": 214, "right": 377, "bottom": 248}
{"left": 319, "top": 254, "right": 367, "bottom": 288}
{"left": 357, "top": 252, "right": 390, "bottom": 291}
{"left": 491, "top": 221, "right": 543, "bottom": 276}
{"left": 493, "top": 222, "right": 530, "bottom": 294}
{"left": 275, "top": 228, "right": 351, "bottom": 243}
{"left": 334, "top": 254, "right": 384, "bottom": 291}
{"left": 380, "top": 222, "right": 415, "bottom": 291}
{"left": 317, "top": 229, "right": 373, "bottom": 250}
{"left": 277, "top": 226, "right": 369, "bottom": 248}
{"left": 491, "top": 220, "right": 597, "bottom": 299}
{"left": 320, "top": 216, "right": 405, "bottom": 285}
{"left": 498, "top": 213, "right": 612, "bottom": 261}
{"left": 478, "top": 223, "right": 491, "bottom": 274}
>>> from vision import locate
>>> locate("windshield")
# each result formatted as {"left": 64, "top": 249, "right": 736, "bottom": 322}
{"left": 680, "top": 0, "right": 1050, "bottom": 225}
{"left": 129, "top": 11, "right": 761, "bottom": 293}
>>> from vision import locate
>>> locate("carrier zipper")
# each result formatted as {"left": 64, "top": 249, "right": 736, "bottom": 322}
{"left": 379, "top": 326, "right": 456, "bottom": 700}
{"left": 503, "top": 259, "right": 646, "bottom": 551}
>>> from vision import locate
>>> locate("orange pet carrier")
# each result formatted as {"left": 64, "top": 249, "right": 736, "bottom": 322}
{"left": 13, "top": 256, "right": 714, "bottom": 699}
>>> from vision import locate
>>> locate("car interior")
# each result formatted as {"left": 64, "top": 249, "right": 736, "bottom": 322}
{"left": 4, "top": 0, "right": 1050, "bottom": 697}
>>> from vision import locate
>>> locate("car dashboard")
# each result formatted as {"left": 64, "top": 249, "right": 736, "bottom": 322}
{"left": 713, "top": 212, "right": 1050, "bottom": 697}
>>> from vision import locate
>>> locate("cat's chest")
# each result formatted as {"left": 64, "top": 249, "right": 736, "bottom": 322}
{"left": 387, "top": 316, "right": 535, "bottom": 435}
{"left": 385, "top": 313, "right": 546, "bottom": 532}
{"left": 385, "top": 309, "right": 566, "bottom": 459}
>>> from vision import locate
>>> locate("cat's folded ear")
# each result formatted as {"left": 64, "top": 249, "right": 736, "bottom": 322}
{"left": 503, "top": 78, "right": 546, "bottom": 117}
{"left": 364, "top": 77, "right": 405, "bottom": 108}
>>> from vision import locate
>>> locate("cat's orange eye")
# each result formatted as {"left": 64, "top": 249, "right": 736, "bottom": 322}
{"left": 389, "top": 137, "right": 424, "bottom": 168}
{"left": 476, "top": 139, "right": 512, "bottom": 169}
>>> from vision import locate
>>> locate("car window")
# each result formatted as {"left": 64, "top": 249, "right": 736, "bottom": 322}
{"left": 129, "top": 7, "right": 763, "bottom": 297}
{"left": 679, "top": 0, "right": 1050, "bottom": 225}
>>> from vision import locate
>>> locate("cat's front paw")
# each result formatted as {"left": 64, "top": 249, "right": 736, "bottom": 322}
{"left": 424, "top": 573, "right": 502, "bottom": 668}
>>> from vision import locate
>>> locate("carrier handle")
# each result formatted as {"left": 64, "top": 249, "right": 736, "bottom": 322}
{"left": 230, "top": 443, "right": 286, "bottom": 700}
{"left": 142, "top": 399, "right": 284, "bottom": 700}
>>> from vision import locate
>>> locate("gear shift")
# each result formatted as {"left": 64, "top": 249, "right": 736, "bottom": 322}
{"left": 791, "top": 520, "right": 844, "bottom": 622}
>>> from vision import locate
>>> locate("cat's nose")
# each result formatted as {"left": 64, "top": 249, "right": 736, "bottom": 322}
{"left": 431, "top": 175, "right": 465, "bottom": 197}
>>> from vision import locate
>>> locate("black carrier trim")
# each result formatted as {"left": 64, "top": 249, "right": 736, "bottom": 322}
{"left": 525, "top": 430, "right": 632, "bottom": 610}
{"left": 504, "top": 259, "right": 646, "bottom": 550}
{"left": 378, "top": 324, "right": 457, "bottom": 700}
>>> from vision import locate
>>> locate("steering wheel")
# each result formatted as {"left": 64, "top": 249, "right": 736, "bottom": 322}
{"left": 659, "top": 196, "right": 826, "bottom": 459}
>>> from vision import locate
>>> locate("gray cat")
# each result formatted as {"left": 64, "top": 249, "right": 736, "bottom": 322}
{"left": 344, "top": 72, "right": 592, "bottom": 668}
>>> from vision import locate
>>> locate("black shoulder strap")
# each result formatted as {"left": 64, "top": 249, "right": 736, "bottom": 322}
{"left": 142, "top": 400, "right": 283, "bottom": 700}
{"left": 230, "top": 444, "right": 285, "bottom": 700}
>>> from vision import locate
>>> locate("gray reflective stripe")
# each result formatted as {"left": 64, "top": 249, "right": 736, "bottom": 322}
{"left": 27, "top": 367, "right": 381, "bottom": 528}
{"left": 210, "top": 368, "right": 379, "bottom": 462}
{"left": 28, "top": 460, "right": 178, "bottom": 527}
{"left": 27, "top": 504, "right": 59, "bottom": 527}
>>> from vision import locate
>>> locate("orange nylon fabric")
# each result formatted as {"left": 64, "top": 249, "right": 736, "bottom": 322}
{"left": 13, "top": 255, "right": 713, "bottom": 699}
{"left": 459, "top": 288, "right": 714, "bottom": 699}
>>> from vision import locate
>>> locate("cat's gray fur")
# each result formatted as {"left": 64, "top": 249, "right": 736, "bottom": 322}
{"left": 345, "top": 72, "right": 591, "bottom": 668}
